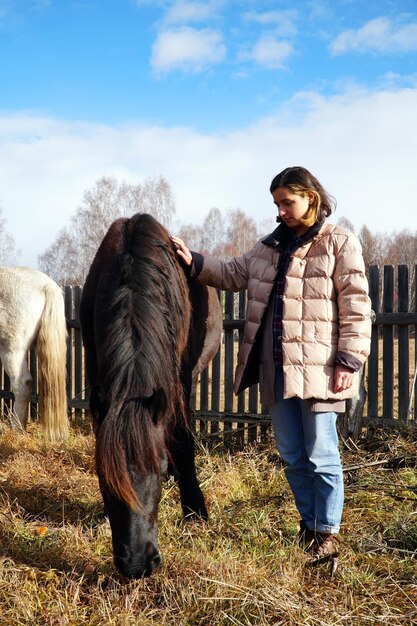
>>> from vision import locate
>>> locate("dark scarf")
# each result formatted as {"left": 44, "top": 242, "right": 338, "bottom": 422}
{"left": 264, "top": 219, "right": 324, "bottom": 367}
{"left": 262, "top": 218, "right": 323, "bottom": 250}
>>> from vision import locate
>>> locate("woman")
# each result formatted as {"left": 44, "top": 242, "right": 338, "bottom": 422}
{"left": 172, "top": 166, "right": 372, "bottom": 560}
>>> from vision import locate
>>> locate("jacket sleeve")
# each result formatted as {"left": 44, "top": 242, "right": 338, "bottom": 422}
{"left": 190, "top": 242, "right": 263, "bottom": 292}
{"left": 333, "top": 233, "right": 372, "bottom": 364}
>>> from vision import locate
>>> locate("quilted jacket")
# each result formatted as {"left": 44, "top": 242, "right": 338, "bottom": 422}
{"left": 192, "top": 221, "right": 372, "bottom": 409}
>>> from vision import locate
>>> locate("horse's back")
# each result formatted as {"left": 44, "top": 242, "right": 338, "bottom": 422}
{"left": 0, "top": 266, "right": 58, "bottom": 298}
{"left": 0, "top": 266, "right": 60, "bottom": 349}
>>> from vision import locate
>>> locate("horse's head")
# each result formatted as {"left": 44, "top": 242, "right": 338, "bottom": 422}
{"left": 93, "top": 386, "right": 168, "bottom": 579}
{"left": 100, "top": 459, "right": 167, "bottom": 579}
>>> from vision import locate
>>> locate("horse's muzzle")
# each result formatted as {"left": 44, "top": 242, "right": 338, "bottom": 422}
{"left": 114, "top": 544, "right": 162, "bottom": 579}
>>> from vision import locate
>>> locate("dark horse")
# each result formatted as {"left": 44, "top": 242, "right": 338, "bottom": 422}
{"left": 80, "top": 213, "right": 221, "bottom": 579}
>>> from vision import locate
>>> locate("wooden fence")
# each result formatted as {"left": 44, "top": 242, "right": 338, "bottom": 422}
{"left": 0, "top": 265, "right": 416, "bottom": 447}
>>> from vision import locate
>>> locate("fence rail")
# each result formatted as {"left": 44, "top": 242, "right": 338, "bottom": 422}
{"left": 0, "top": 264, "right": 416, "bottom": 447}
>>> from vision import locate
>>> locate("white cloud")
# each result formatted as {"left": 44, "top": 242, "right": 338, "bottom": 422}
{"left": 378, "top": 70, "right": 417, "bottom": 89}
{"left": 133, "top": 0, "right": 166, "bottom": 6}
{"left": 0, "top": 0, "right": 51, "bottom": 15}
{"left": 1, "top": 84, "right": 417, "bottom": 268}
{"left": 164, "top": 1, "right": 216, "bottom": 24}
{"left": 243, "top": 9, "right": 298, "bottom": 37}
{"left": 242, "top": 36, "right": 293, "bottom": 69}
{"left": 331, "top": 16, "right": 417, "bottom": 55}
{"left": 307, "top": 0, "right": 332, "bottom": 21}
{"left": 151, "top": 26, "right": 226, "bottom": 73}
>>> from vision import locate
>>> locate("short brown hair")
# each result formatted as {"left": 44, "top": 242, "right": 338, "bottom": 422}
{"left": 270, "top": 166, "right": 335, "bottom": 224}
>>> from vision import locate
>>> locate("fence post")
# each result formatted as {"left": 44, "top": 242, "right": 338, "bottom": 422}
{"left": 367, "top": 266, "right": 380, "bottom": 418}
{"left": 248, "top": 385, "right": 259, "bottom": 444}
{"left": 199, "top": 367, "right": 209, "bottom": 438}
{"left": 382, "top": 266, "right": 394, "bottom": 420}
{"left": 64, "top": 286, "right": 74, "bottom": 419}
{"left": 236, "top": 291, "right": 246, "bottom": 447}
{"left": 414, "top": 265, "right": 417, "bottom": 422}
{"left": 223, "top": 291, "right": 235, "bottom": 447}
{"left": 398, "top": 266, "right": 409, "bottom": 420}
{"left": 209, "top": 291, "right": 222, "bottom": 443}
{"left": 210, "top": 346, "right": 221, "bottom": 443}
{"left": 73, "top": 286, "right": 84, "bottom": 421}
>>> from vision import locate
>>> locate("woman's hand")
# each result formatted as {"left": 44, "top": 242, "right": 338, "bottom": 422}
{"left": 170, "top": 236, "right": 192, "bottom": 266}
{"left": 333, "top": 364, "right": 354, "bottom": 393}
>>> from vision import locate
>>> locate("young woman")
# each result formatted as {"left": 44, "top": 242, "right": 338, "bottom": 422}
{"left": 172, "top": 166, "right": 372, "bottom": 559}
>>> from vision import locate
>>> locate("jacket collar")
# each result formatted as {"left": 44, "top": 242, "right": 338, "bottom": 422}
{"left": 262, "top": 219, "right": 325, "bottom": 251}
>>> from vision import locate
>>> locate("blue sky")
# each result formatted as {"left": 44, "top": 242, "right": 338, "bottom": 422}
{"left": 1, "top": 0, "right": 417, "bottom": 266}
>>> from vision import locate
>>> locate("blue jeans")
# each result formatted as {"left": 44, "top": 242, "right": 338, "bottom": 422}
{"left": 270, "top": 369, "right": 344, "bottom": 533}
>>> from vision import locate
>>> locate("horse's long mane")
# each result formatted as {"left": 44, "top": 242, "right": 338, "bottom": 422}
{"left": 92, "top": 213, "right": 191, "bottom": 507}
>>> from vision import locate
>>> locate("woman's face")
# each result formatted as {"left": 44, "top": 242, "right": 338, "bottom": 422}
{"left": 272, "top": 186, "right": 312, "bottom": 235}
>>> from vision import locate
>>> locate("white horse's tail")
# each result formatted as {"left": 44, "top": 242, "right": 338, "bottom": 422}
{"left": 36, "top": 282, "right": 69, "bottom": 441}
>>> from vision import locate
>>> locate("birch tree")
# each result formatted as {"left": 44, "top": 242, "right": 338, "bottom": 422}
{"left": 0, "top": 205, "right": 20, "bottom": 265}
{"left": 39, "top": 175, "right": 175, "bottom": 284}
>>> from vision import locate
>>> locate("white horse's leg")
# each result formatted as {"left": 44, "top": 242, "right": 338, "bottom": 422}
{"left": 0, "top": 349, "right": 32, "bottom": 430}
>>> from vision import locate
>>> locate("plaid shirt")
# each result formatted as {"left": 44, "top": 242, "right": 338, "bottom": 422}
{"left": 272, "top": 222, "right": 322, "bottom": 367}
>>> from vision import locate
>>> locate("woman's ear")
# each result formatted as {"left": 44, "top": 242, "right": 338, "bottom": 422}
{"left": 307, "top": 191, "right": 315, "bottom": 206}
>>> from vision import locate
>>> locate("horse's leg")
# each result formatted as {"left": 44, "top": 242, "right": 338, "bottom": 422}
{"left": 168, "top": 371, "right": 208, "bottom": 521}
{"left": 168, "top": 419, "right": 208, "bottom": 521}
{"left": 0, "top": 349, "right": 32, "bottom": 430}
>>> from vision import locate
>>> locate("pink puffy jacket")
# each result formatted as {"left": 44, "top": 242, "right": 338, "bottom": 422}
{"left": 195, "top": 222, "right": 372, "bottom": 409}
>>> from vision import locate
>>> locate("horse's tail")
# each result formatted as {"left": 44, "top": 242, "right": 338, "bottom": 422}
{"left": 36, "top": 281, "right": 69, "bottom": 442}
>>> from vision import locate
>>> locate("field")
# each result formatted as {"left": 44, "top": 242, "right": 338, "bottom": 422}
{"left": 0, "top": 421, "right": 416, "bottom": 626}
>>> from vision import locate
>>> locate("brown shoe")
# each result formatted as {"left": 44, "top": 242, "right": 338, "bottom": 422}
{"left": 310, "top": 532, "right": 340, "bottom": 559}
{"left": 298, "top": 520, "right": 315, "bottom": 551}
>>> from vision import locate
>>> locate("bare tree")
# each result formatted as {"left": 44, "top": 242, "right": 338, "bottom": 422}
{"left": 337, "top": 216, "right": 356, "bottom": 234}
{"left": 258, "top": 216, "right": 275, "bottom": 237}
{"left": 386, "top": 229, "right": 417, "bottom": 267}
{"left": 386, "top": 229, "right": 417, "bottom": 309}
{"left": 38, "top": 228, "right": 80, "bottom": 285}
{"left": 201, "top": 207, "right": 225, "bottom": 255}
{"left": 0, "top": 205, "right": 20, "bottom": 265}
{"left": 39, "top": 175, "right": 176, "bottom": 285}
{"left": 177, "top": 223, "right": 204, "bottom": 252}
{"left": 225, "top": 209, "right": 259, "bottom": 257}
{"left": 358, "top": 225, "right": 390, "bottom": 270}
{"left": 137, "top": 174, "right": 176, "bottom": 228}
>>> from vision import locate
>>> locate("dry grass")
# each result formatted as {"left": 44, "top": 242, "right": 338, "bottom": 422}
{"left": 0, "top": 421, "right": 416, "bottom": 625}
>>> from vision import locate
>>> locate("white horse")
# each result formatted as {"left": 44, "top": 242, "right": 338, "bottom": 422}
{"left": 0, "top": 267, "right": 69, "bottom": 441}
